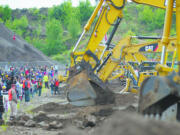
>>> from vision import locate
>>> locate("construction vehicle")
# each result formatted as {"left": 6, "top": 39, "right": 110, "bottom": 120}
{"left": 62, "top": 35, "right": 176, "bottom": 92}
{"left": 58, "top": 44, "right": 110, "bottom": 82}
{"left": 96, "top": 36, "right": 177, "bottom": 93}
{"left": 67, "top": 0, "right": 180, "bottom": 122}
{"left": 68, "top": 32, "right": 176, "bottom": 106}
{"left": 136, "top": 0, "right": 180, "bottom": 121}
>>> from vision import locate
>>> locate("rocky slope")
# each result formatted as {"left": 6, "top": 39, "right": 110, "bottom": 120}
{"left": 0, "top": 23, "right": 52, "bottom": 63}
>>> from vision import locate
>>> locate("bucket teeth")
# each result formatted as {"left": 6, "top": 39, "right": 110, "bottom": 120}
{"left": 155, "top": 114, "right": 160, "bottom": 120}
{"left": 144, "top": 113, "right": 161, "bottom": 120}
{"left": 143, "top": 103, "right": 178, "bottom": 121}
{"left": 139, "top": 72, "right": 180, "bottom": 117}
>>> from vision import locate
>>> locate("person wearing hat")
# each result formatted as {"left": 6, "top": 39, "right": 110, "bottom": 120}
{"left": 6, "top": 76, "right": 12, "bottom": 91}
{"left": 2, "top": 85, "right": 8, "bottom": 117}
{"left": 8, "top": 84, "right": 17, "bottom": 120}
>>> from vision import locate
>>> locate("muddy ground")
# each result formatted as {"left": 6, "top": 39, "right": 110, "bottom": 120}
{"left": 1, "top": 80, "right": 180, "bottom": 135}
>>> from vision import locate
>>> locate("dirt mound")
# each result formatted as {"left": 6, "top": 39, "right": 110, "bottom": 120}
{"left": 115, "top": 93, "right": 138, "bottom": 106}
{"left": 65, "top": 111, "right": 180, "bottom": 135}
{"left": 0, "top": 23, "right": 52, "bottom": 63}
{"left": 94, "top": 111, "right": 180, "bottom": 135}
{"left": 32, "top": 102, "right": 78, "bottom": 114}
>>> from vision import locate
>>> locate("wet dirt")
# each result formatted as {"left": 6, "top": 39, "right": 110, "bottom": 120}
{"left": 1, "top": 79, "right": 180, "bottom": 135}
{"left": 32, "top": 102, "right": 78, "bottom": 114}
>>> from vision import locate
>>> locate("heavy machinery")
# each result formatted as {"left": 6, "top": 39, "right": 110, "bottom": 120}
{"left": 62, "top": 35, "right": 176, "bottom": 94}
{"left": 96, "top": 36, "right": 177, "bottom": 93}
{"left": 67, "top": 0, "right": 180, "bottom": 121}
{"left": 67, "top": 33, "right": 177, "bottom": 107}
{"left": 67, "top": 0, "right": 125, "bottom": 106}
{"left": 137, "top": 0, "right": 180, "bottom": 120}
{"left": 58, "top": 44, "right": 111, "bottom": 82}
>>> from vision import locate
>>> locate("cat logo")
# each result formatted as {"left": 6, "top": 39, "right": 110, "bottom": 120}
{"left": 145, "top": 46, "right": 154, "bottom": 51}
{"left": 139, "top": 43, "right": 158, "bottom": 52}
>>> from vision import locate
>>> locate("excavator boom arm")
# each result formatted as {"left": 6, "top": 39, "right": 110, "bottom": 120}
{"left": 132, "top": 0, "right": 176, "bottom": 11}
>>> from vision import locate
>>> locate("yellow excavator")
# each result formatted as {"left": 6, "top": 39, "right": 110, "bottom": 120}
{"left": 58, "top": 44, "right": 111, "bottom": 82}
{"left": 137, "top": 0, "right": 180, "bottom": 120}
{"left": 67, "top": 0, "right": 129, "bottom": 106}
{"left": 67, "top": 0, "right": 180, "bottom": 120}
{"left": 97, "top": 36, "right": 177, "bottom": 94}
{"left": 61, "top": 35, "right": 176, "bottom": 93}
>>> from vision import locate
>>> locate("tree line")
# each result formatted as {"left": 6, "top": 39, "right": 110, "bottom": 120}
{"left": 0, "top": 1, "right": 176, "bottom": 62}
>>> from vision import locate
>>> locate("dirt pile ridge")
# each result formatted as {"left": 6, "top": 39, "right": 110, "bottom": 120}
{"left": 32, "top": 102, "right": 78, "bottom": 114}
{"left": 65, "top": 111, "right": 180, "bottom": 135}
{"left": 0, "top": 23, "right": 52, "bottom": 63}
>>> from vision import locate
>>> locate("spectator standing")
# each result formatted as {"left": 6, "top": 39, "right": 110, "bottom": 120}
{"left": 8, "top": 84, "right": 17, "bottom": 120}
{"left": 13, "top": 34, "right": 16, "bottom": 40}
{"left": 19, "top": 82, "right": 23, "bottom": 101}
{"left": 50, "top": 80, "right": 54, "bottom": 95}
{"left": 32, "top": 79, "right": 37, "bottom": 97}
{"left": 2, "top": 86, "right": 8, "bottom": 118}
{"left": 16, "top": 80, "right": 20, "bottom": 99}
{"left": 54, "top": 79, "right": 59, "bottom": 95}
{"left": 37, "top": 78, "right": 42, "bottom": 96}
{"left": 23, "top": 77, "right": 31, "bottom": 102}
{"left": 6, "top": 76, "right": 12, "bottom": 91}
{"left": 43, "top": 74, "right": 49, "bottom": 89}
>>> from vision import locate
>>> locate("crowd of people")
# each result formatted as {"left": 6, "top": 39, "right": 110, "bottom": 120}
{"left": 0, "top": 65, "right": 60, "bottom": 123}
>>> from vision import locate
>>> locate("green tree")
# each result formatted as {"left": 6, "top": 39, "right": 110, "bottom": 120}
{"left": 0, "top": 5, "right": 11, "bottom": 22}
{"left": 68, "top": 17, "right": 81, "bottom": 39}
{"left": 153, "top": 8, "right": 165, "bottom": 29}
{"left": 6, "top": 16, "right": 28, "bottom": 38}
{"left": 31, "top": 38, "right": 46, "bottom": 53}
{"left": 138, "top": 5, "right": 165, "bottom": 31}
{"left": 45, "top": 19, "right": 65, "bottom": 56}
{"left": 48, "top": 1, "right": 73, "bottom": 27}
{"left": 78, "top": 0, "right": 94, "bottom": 23}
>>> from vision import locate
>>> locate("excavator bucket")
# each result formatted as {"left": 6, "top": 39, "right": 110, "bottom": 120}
{"left": 67, "top": 70, "right": 115, "bottom": 106}
{"left": 138, "top": 72, "right": 180, "bottom": 119}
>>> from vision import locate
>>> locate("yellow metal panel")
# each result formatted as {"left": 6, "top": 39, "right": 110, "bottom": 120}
{"left": 176, "top": 0, "right": 180, "bottom": 71}
{"left": 132, "top": 0, "right": 176, "bottom": 11}
{"left": 84, "top": 0, "right": 104, "bottom": 31}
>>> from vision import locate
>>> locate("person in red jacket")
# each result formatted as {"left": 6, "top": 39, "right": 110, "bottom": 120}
{"left": 54, "top": 79, "right": 59, "bottom": 95}
{"left": 23, "top": 77, "right": 31, "bottom": 102}
{"left": 13, "top": 34, "right": 16, "bottom": 41}
{"left": 8, "top": 84, "right": 17, "bottom": 120}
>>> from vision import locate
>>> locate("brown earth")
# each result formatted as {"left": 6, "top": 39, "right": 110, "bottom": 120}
{"left": 1, "top": 82, "right": 180, "bottom": 135}
{"left": 64, "top": 111, "right": 180, "bottom": 135}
